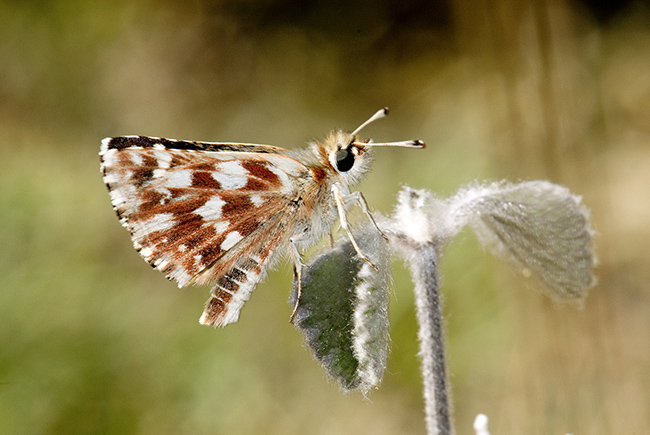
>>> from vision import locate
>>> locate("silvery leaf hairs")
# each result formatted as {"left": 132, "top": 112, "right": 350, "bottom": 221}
{"left": 292, "top": 180, "right": 596, "bottom": 435}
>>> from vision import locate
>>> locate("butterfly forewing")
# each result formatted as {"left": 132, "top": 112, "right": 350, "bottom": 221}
{"left": 101, "top": 136, "right": 309, "bottom": 326}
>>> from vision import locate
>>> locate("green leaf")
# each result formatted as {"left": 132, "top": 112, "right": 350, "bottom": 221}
{"left": 291, "top": 229, "right": 391, "bottom": 393}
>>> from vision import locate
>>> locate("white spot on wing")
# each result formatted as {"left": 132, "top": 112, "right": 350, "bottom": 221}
{"left": 153, "top": 150, "right": 172, "bottom": 169}
{"left": 213, "top": 173, "right": 248, "bottom": 190}
{"left": 101, "top": 148, "right": 119, "bottom": 168}
{"left": 221, "top": 231, "right": 243, "bottom": 251}
{"left": 166, "top": 169, "right": 192, "bottom": 188}
{"left": 194, "top": 196, "right": 226, "bottom": 221}
{"left": 132, "top": 212, "right": 175, "bottom": 239}
{"left": 265, "top": 161, "right": 295, "bottom": 194}
{"left": 220, "top": 298, "right": 245, "bottom": 324}
{"left": 150, "top": 213, "right": 175, "bottom": 232}
{"left": 262, "top": 154, "right": 304, "bottom": 193}
{"left": 170, "top": 268, "right": 192, "bottom": 288}
{"left": 140, "top": 246, "right": 153, "bottom": 257}
{"left": 131, "top": 153, "right": 144, "bottom": 166}
{"left": 213, "top": 161, "right": 248, "bottom": 190}
{"left": 156, "top": 257, "right": 170, "bottom": 270}
{"left": 214, "top": 221, "right": 229, "bottom": 234}
{"left": 100, "top": 137, "right": 112, "bottom": 155}
{"left": 218, "top": 160, "right": 247, "bottom": 175}
{"left": 250, "top": 194, "right": 264, "bottom": 206}
{"left": 102, "top": 172, "right": 120, "bottom": 186}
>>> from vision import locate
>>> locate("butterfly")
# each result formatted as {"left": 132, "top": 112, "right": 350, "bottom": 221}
{"left": 100, "top": 108, "right": 424, "bottom": 327}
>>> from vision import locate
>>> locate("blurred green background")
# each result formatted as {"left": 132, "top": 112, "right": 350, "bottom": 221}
{"left": 2, "top": 0, "right": 649, "bottom": 433}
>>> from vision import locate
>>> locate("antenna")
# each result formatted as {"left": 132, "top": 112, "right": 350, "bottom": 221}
{"left": 351, "top": 107, "right": 390, "bottom": 136}
{"left": 351, "top": 107, "right": 425, "bottom": 149}
{"left": 365, "top": 140, "right": 425, "bottom": 148}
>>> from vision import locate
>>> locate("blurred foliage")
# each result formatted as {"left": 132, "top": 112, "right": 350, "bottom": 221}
{"left": 2, "top": 0, "right": 650, "bottom": 434}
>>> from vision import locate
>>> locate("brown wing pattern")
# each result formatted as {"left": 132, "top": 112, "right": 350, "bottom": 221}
{"left": 100, "top": 136, "right": 307, "bottom": 326}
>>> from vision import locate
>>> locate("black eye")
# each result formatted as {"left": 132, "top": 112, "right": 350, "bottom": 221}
{"left": 335, "top": 148, "right": 355, "bottom": 172}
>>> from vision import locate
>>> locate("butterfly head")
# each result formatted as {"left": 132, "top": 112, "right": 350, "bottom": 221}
{"left": 321, "top": 108, "right": 425, "bottom": 185}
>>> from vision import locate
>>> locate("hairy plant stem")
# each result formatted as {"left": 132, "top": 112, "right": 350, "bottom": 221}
{"left": 405, "top": 241, "right": 452, "bottom": 435}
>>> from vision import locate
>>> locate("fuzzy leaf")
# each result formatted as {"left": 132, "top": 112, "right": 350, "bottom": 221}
{"left": 391, "top": 181, "right": 597, "bottom": 302}
{"left": 461, "top": 181, "right": 597, "bottom": 302}
{"left": 290, "top": 229, "right": 391, "bottom": 393}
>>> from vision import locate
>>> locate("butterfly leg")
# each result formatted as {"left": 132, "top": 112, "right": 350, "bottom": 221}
{"left": 289, "top": 238, "right": 305, "bottom": 324}
{"left": 345, "top": 189, "right": 389, "bottom": 241}
{"left": 331, "top": 184, "right": 380, "bottom": 271}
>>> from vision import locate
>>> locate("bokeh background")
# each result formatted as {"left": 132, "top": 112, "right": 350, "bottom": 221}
{"left": 2, "top": 0, "right": 649, "bottom": 434}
